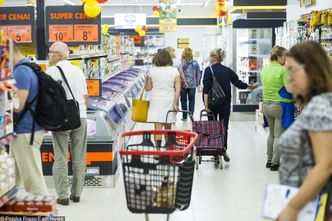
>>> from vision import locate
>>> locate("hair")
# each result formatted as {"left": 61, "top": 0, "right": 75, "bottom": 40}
{"left": 286, "top": 41, "right": 332, "bottom": 104}
{"left": 152, "top": 49, "right": 173, "bottom": 67}
{"left": 270, "top": 45, "right": 287, "bottom": 61}
{"left": 165, "top": 46, "right": 176, "bottom": 59}
{"left": 50, "top": 42, "right": 70, "bottom": 59}
{"left": 210, "top": 48, "right": 225, "bottom": 63}
{"left": 182, "top": 47, "right": 193, "bottom": 62}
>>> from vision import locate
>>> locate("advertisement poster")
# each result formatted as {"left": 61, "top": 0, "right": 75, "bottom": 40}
{"left": 159, "top": 0, "right": 177, "bottom": 32}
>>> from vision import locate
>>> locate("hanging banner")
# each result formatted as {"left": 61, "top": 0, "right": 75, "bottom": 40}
{"left": 159, "top": 0, "right": 177, "bottom": 32}
{"left": 177, "top": 38, "right": 189, "bottom": 49}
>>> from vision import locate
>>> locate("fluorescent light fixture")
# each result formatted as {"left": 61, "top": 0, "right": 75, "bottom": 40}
{"left": 101, "top": 2, "right": 203, "bottom": 7}
{"left": 177, "top": 0, "right": 182, "bottom": 4}
{"left": 62, "top": 0, "right": 75, "bottom": 5}
{"left": 204, "top": 0, "right": 210, "bottom": 7}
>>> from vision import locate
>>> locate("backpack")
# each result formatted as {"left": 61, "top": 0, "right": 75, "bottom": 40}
{"left": 208, "top": 66, "right": 227, "bottom": 110}
{"left": 14, "top": 63, "right": 79, "bottom": 144}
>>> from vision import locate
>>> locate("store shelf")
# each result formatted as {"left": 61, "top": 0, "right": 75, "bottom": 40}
{"left": 0, "top": 133, "right": 16, "bottom": 147}
{"left": 107, "top": 56, "right": 121, "bottom": 62}
{"left": 68, "top": 53, "right": 107, "bottom": 60}
{"left": 0, "top": 187, "right": 17, "bottom": 209}
{"left": 102, "top": 65, "right": 134, "bottom": 83}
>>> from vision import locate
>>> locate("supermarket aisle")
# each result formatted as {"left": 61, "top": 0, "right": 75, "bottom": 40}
{"left": 52, "top": 94, "right": 278, "bottom": 221}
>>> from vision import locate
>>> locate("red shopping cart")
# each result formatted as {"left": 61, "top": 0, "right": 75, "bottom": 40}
{"left": 119, "top": 130, "right": 198, "bottom": 221}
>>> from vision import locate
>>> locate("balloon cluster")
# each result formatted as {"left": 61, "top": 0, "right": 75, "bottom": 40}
{"left": 152, "top": 5, "right": 160, "bottom": 17}
{"left": 102, "top": 24, "right": 109, "bottom": 35}
{"left": 135, "top": 26, "right": 148, "bottom": 37}
{"left": 0, "top": 0, "right": 3, "bottom": 5}
{"left": 216, "top": 0, "right": 226, "bottom": 17}
{"left": 81, "top": 0, "right": 106, "bottom": 18}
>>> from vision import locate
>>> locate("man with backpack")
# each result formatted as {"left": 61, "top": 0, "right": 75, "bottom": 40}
{"left": 11, "top": 42, "right": 49, "bottom": 196}
{"left": 46, "top": 42, "right": 88, "bottom": 206}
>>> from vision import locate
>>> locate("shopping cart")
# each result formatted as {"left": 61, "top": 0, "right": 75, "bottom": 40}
{"left": 119, "top": 130, "right": 198, "bottom": 221}
{"left": 194, "top": 110, "right": 226, "bottom": 170}
{"left": 165, "top": 110, "right": 193, "bottom": 145}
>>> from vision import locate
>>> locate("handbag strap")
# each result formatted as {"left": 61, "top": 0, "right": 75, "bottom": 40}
{"left": 139, "top": 90, "right": 145, "bottom": 100}
{"left": 56, "top": 66, "right": 77, "bottom": 101}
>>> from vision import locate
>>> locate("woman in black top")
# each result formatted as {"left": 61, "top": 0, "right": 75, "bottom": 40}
{"left": 203, "top": 48, "right": 257, "bottom": 161}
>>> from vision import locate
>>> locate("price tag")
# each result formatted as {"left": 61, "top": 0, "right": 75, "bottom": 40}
{"left": 7, "top": 26, "right": 32, "bottom": 43}
{"left": 74, "top": 24, "right": 98, "bottom": 42}
{"left": 49, "top": 24, "right": 74, "bottom": 43}
{"left": 86, "top": 79, "right": 101, "bottom": 97}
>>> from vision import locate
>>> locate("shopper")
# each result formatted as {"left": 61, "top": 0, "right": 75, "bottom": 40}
{"left": 180, "top": 47, "right": 200, "bottom": 120}
{"left": 46, "top": 42, "right": 88, "bottom": 206}
{"left": 277, "top": 41, "right": 332, "bottom": 221}
{"left": 145, "top": 49, "right": 181, "bottom": 147}
{"left": 260, "top": 46, "right": 291, "bottom": 171}
{"left": 203, "top": 48, "right": 258, "bottom": 162}
{"left": 11, "top": 42, "right": 49, "bottom": 196}
{"left": 166, "top": 46, "right": 187, "bottom": 87}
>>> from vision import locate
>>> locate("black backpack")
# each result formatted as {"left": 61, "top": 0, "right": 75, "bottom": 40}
{"left": 208, "top": 66, "right": 227, "bottom": 111}
{"left": 15, "top": 63, "right": 80, "bottom": 144}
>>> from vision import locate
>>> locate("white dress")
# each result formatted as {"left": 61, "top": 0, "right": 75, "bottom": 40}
{"left": 147, "top": 66, "right": 179, "bottom": 123}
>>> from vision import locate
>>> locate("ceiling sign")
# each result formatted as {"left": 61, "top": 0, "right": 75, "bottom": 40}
{"left": 0, "top": 6, "right": 35, "bottom": 44}
{"left": 45, "top": 6, "right": 101, "bottom": 46}
{"left": 114, "top": 13, "right": 147, "bottom": 29}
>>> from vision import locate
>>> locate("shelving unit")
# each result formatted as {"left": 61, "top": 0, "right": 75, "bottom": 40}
{"left": 135, "top": 34, "right": 165, "bottom": 65}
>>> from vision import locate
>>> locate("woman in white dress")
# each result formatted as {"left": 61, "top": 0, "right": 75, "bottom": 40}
{"left": 145, "top": 49, "right": 181, "bottom": 147}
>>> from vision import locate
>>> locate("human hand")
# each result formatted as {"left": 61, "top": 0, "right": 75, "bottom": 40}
{"left": 184, "top": 82, "right": 189, "bottom": 89}
{"left": 173, "top": 103, "right": 179, "bottom": 112}
{"left": 205, "top": 106, "right": 212, "bottom": 113}
{"left": 275, "top": 206, "right": 298, "bottom": 221}
{"left": 248, "top": 83, "right": 259, "bottom": 89}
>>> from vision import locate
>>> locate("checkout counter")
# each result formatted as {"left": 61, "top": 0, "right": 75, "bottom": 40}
{"left": 41, "top": 67, "right": 147, "bottom": 188}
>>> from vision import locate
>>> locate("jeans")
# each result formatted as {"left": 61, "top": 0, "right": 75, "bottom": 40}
{"left": 263, "top": 101, "right": 285, "bottom": 165}
{"left": 180, "top": 88, "right": 196, "bottom": 119}
{"left": 208, "top": 102, "right": 231, "bottom": 149}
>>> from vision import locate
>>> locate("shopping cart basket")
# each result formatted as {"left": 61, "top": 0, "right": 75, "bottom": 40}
{"left": 193, "top": 110, "right": 226, "bottom": 170}
{"left": 119, "top": 130, "right": 198, "bottom": 221}
{"left": 165, "top": 110, "right": 193, "bottom": 145}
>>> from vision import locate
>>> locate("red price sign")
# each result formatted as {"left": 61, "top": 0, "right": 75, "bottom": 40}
{"left": 74, "top": 24, "right": 98, "bottom": 42}
{"left": 7, "top": 25, "right": 32, "bottom": 43}
{"left": 86, "top": 79, "right": 101, "bottom": 97}
{"left": 49, "top": 24, "right": 74, "bottom": 43}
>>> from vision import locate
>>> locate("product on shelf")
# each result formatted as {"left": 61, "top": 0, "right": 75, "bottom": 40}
{"left": 0, "top": 196, "right": 57, "bottom": 213}
{"left": 0, "top": 149, "right": 15, "bottom": 198}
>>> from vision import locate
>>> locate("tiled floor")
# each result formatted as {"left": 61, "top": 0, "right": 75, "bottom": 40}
{"left": 44, "top": 94, "right": 278, "bottom": 221}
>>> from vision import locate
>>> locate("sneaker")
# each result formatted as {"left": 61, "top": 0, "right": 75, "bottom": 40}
{"left": 57, "top": 198, "right": 69, "bottom": 206}
{"left": 222, "top": 150, "right": 230, "bottom": 162}
{"left": 270, "top": 164, "right": 279, "bottom": 171}
{"left": 266, "top": 161, "right": 272, "bottom": 168}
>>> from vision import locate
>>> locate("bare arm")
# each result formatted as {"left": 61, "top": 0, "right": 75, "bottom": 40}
{"left": 203, "top": 93, "right": 212, "bottom": 113}
{"left": 84, "top": 94, "right": 89, "bottom": 108}
{"left": 178, "top": 65, "right": 188, "bottom": 88}
{"left": 14, "top": 90, "right": 29, "bottom": 112}
{"left": 173, "top": 75, "right": 181, "bottom": 111}
{"left": 277, "top": 131, "right": 332, "bottom": 220}
{"left": 145, "top": 75, "right": 153, "bottom": 91}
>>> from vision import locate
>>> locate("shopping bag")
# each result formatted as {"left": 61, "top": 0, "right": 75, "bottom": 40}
{"left": 262, "top": 184, "right": 320, "bottom": 221}
{"left": 131, "top": 91, "right": 149, "bottom": 123}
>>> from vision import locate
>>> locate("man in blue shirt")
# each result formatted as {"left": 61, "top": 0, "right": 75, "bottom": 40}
{"left": 10, "top": 42, "right": 48, "bottom": 196}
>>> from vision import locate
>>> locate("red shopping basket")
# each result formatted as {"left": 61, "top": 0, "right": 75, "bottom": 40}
{"left": 119, "top": 130, "right": 198, "bottom": 221}
{"left": 165, "top": 110, "right": 194, "bottom": 145}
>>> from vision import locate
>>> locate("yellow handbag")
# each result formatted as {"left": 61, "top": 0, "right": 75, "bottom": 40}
{"left": 131, "top": 91, "right": 149, "bottom": 123}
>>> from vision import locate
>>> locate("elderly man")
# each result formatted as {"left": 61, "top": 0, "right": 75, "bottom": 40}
{"left": 46, "top": 42, "right": 88, "bottom": 206}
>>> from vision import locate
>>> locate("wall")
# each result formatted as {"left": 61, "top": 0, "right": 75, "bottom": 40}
{"left": 287, "top": 0, "right": 332, "bottom": 21}
{"left": 164, "top": 27, "right": 221, "bottom": 65}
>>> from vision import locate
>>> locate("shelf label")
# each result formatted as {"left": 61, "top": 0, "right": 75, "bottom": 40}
{"left": 0, "top": 6, "right": 35, "bottom": 44}
{"left": 86, "top": 79, "right": 101, "bottom": 97}
{"left": 45, "top": 6, "right": 101, "bottom": 46}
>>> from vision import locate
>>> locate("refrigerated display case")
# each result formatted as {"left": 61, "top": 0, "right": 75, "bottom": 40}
{"left": 234, "top": 28, "right": 272, "bottom": 112}
{"left": 41, "top": 67, "right": 147, "bottom": 188}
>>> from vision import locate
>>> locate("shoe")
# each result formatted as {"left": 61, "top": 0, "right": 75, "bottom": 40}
{"left": 70, "top": 196, "right": 80, "bottom": 203}
{"left": 266, "top": 161, "right": 272, "bottom": 168}
{"left": 270, "top": 164, "right": 279, "bottom": 171}
{"left": 181, "top": 118, "right": 187, "bottom": 121}
{"left": 222, "top": 150, "right": 230, "bottom": 162}
{"left": 57, "top": 198, "right": 69, "bottom": 206}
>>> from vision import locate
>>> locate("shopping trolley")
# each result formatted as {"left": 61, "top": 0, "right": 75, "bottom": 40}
{"left": 119, "top": 130, "right": 198, "bottom": 221}
{"left": 165, "top": 110, "right": 194, "bottom": 145}
{"left": 194, "top": 110, "right": 226, "bottom": 170}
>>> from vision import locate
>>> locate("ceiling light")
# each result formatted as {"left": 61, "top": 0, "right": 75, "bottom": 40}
{"left": 62, "top": 0, "right": 75, "bottom": 5}
{"left": 204, "top": 0, "right": 210, "bottom": 7}
{"left": 101, "top": 2, "right": 203, "bottom": 7}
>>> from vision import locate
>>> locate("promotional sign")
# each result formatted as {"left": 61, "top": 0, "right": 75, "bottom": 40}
{"left": 0, "top": 6, "right": 35, "bottom": 44}
{"left": 45, "top": 6, "right": 101, "bottom": 46}
{"left": 114, "top": 13, "right": 147, "bottom": 29}
{"left": 300, "top": 0, "right": 316, "bottom": 7}
{"left": 86, "top": 79, "right": 102, "bottom": 97}
{"left": 159, "top": 0, "right": 177, "bottom": 32}
{"left": 177, "top": 38, "right": 189, "bottom": 49}
{"left": 129, "top": 35, "right": 145, "bottom": 47}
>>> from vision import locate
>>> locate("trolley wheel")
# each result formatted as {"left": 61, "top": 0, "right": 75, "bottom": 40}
{"left": 195, "top": 156, "right": 199, "bottom": 170}
{"left": 219, "top": 156, "right": 224, "bottom": 169}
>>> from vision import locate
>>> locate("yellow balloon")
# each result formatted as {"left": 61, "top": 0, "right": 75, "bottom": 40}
{"left": 84, "top": 0, "right": 101, "bottom": 18}
{"left": 135, "top": 26, "right": 141, "bottom": 33}
{"left": 0, "top": 0, "right": 4, "bottom": 5}
{"left": 153, "top": 10, "right": 160, "bottom": 17}
{"left": 139, "top": 30, "right": 146, "bottom": 37}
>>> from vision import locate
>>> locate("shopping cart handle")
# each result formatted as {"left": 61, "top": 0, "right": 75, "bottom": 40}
{"left": 200, "top": 109, "right": 216, "bottom": 121}
{"left": 166, "top": 110, "right": 193, "bottom": 123}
